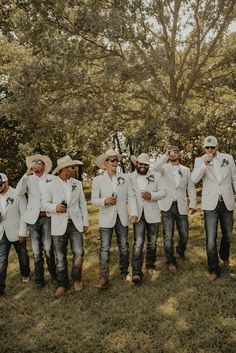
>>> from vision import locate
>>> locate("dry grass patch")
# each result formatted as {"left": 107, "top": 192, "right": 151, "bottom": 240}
{"left": 0, "top": 203, "right": 235, "bottom": 353}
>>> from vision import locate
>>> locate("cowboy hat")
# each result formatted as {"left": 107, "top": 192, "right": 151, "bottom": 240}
{"left": 26, "top": 154, "right": 52, "bottom": 173}
{"left": 95, "top": 149, "right": 120, "bottom": 169}
{"left": 52, "top": 155, "right": 83, "bottom": 175}
{"left": 131, "top": 153, "right": 151, "bottom": 165}
{"left": 203, "top": 136, "right": 218, "bottom": 148}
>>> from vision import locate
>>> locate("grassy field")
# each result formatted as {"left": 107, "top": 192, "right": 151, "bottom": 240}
{"left": 0, "top": 190, "right": 236, "bottom": 353}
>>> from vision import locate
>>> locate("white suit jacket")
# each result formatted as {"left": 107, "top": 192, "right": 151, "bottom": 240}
{"left": 43, "top": 177, "right": 89, "bottom": 236}
{"left": 16, "top": 173, "right": 56, "bottom": 225}
{"left": 129, "top": 170, "right": 167, "bottom": 223}
{"left": 0, "top": 187, "right": 27, "bottom": 241}
{"left": 91, "top": 171, "right": 138, "bottom": 228}
{"left": 152, "top": 155, "right": 197, "bottom": 215}
{"left": 191, "top": 152, "right": 236, "bottom": 210}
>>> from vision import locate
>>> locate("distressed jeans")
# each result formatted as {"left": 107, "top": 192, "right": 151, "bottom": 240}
{"left": 204, "top": 200, "right": 233, "bottom": 274}
{"left": 99, "top": 215, "right": 129, "bottom": 277}
{"left": 29, "top": 216, "right": 56, "bottom": 286}
{"left": 53, "top": 221, "right": 84, "bottom": 289}
{"left": 132, "top": 211, "right": 159, "bottom": 276}
{"left": 0, "top": 233, "right": 30, "bottom": 293}
{"left": 162, "top": 202, "right": 189, "bottom": 265}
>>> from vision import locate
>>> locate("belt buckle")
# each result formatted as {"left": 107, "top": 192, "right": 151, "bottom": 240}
{"left": 218, "top": 195, "right": 223, "bottom": 202}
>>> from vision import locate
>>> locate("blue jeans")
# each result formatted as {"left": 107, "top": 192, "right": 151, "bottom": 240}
{"left": 99, "top": 216, "right": 129, "bottom": 276}
{"left": 0, "top": 233, "right": 30, "bottom": 293}
{"left": 162, "top": 202, "right": 189, "bottom": 265}
{"left": 29, "top": 216, "right": 56, "bottom": 286}
{"left": 132, "top": 211, "right": 159, "bottom": 276}
{"left": 53, "top": 221, "right": 84, "bottom": 289}
{"left": 204, "top": 200, "right": 233, "bottom": 274}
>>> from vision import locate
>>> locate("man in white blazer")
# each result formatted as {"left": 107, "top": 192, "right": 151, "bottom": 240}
{"left": 91, "top": 149, "right": 138, "bottom": 289}
{"left": 129, "top": 153, "right": 167, "bottom": 283}
{"left": 0, "top": 173, "right": 30, "bottom": 295}
{"left": 152, "top": 146, "right": 196, "bottom": 273}
{"left": 43, "top": 156, "right": 89, "bottom": 296}
{"left": 16, "top": 154, "right": 57, "bottom": 289}
{"left": 192, "top": 136, "right": 236, "bottom": 280}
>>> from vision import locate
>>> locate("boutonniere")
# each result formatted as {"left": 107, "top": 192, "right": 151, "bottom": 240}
{"left": 6, "top": 197, "right": 14, "bottom": 206}
{"left": 178, "top": 169, "right": 183, "bottom": 177}
{"left": 46, "top": 179, "right": 52, "bottom": 183}
{"left": 72, "top": 183, "right": 77, "bottom": 191}
{"left": 221, "top": 159, "right": 229, "bottom": 167}
{"left": 117, "top": 176, "right": 125, "bottom": 186}
{"left": 146, "top": 175, "right": 154, "bottom": 184}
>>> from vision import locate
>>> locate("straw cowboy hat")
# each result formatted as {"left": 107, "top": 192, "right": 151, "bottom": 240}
{"left": 52, "top": 155, "right": 83, "bottom": 175}
{"left": 130, "top": 153, "right": 151, "bottom": 166}
{"left": 95, "top": 149, "right": 121, "bottom": 169}
{"left": 203, "top": 136, "right": 218, "bottom": 148}
{"left": 26, "top": 154, "right": 52, "bottom": 173}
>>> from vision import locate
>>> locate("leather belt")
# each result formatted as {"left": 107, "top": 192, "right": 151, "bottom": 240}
{"left": 39, "top": 211, "right": 47, "bottom": 218}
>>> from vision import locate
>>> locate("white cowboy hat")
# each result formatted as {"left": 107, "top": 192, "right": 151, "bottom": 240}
{"left": 26, "top": 154, "right": 52, "bottom": 173}
{"left": 203, "top": 136, "right": 218, "bottom": 148}
{"left": 95, "top": 149, "right": 120, "bottom": 169}
{"left": 131, "top": 153, "right": 151, "bottom": 165}
{"left": 52, "top": 155, "right": 83, "bottom": 175}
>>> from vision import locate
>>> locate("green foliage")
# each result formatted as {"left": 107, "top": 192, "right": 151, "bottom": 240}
{"left": 0, "top": 1, "right": 236, "bottom": 178}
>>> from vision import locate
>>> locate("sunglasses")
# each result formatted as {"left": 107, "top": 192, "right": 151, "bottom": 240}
{"left": 205, "top": 146, "right": 216, "bottom": 149}
{"left": 107, "top": 159, "right": 119, "bottom": 163}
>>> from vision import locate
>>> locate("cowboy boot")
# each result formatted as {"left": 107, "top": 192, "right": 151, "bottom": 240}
{"left": 95, "top": 264, "right": 109, "bottom": 289}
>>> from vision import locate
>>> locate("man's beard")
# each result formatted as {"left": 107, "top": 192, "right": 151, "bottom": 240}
{"left": 137, "top": 167, "right": 149, "bottom": 175}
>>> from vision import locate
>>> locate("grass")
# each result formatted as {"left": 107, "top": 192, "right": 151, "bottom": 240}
{"left": 0, "top": 190, "right": 236, "bottom": 353}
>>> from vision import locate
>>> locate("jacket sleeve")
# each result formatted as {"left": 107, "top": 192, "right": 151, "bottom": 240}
{"left": 15, "top": 175, "right": 28, "bottom": 196}
{"left": 17, "top": 195, "right": 28, "bottom": 236}
{"left": 152, "top": 154, "right": 168, "bottom": 174}
{"left": 42, "top": 183, "right": 58, "bottom": 213}
{"left": 191, "top": 157, "right": 207, "bottom": 184}
{"left": 186, "top": 169, "right": 197, "bottom": 209}
{"left": 91, "top": 177, "right": 106, "bottom": 208}
{"left": 150, "top": 174, "right": 167, "bottom": 201}
{"left": 79, "top": 185, "right": 89, "bottom": 227}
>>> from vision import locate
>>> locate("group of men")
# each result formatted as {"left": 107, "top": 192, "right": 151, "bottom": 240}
{"left": 0, "top": 135, "right": 235, "bottom": 296}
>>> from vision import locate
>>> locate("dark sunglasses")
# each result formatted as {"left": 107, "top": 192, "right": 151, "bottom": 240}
{"left": 205, "top": 146, "right": 216, "bottom": 149}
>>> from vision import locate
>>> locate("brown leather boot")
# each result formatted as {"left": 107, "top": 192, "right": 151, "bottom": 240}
{"left": 55, "top": 287, "right": 65, "bottom": 296}
{"left": 95, "top": 265, "right": 109, "bottom": 289}
{"left": 74, "top": 281, "right": 83, "bottom": 292}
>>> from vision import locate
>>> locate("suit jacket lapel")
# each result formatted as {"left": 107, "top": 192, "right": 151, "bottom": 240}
{"left": 104, "top": 171, "right": 114, "bottom": 194}
{"left": 4, "top": 187, "right": 15, "bottom": 218}
{"left": 55, "top": 178, "right": 67, "bottom": 201}
{"left": 166, "top": 164, "right": 177, "bottom": 187}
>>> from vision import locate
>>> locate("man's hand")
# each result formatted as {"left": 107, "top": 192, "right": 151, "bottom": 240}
{"left": 18, "top": 236, "right": 27, "bottom": 243}
{"left": 56, "top": 204, "right": 67, "bottom": 213}
{"left": 104, "top": 196, "right": 117, "bottom": 206}
{"left": 141, "top": 191, "right": 151, "bottom": 200}
{"left": 83, "top": 226, "right": 88, "bottom": 234}
{"left": 188, "top": 208, "right": 196, "bottom": 215}
{"left": 130, "top": 215, "right": 138, "bottom": 224}
{"left": 26, "top": 162, "right": 37, "bottom": 176}
{"left": 204, "top": 154, "right": 214, "bottom": 166}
